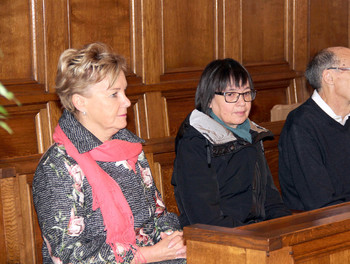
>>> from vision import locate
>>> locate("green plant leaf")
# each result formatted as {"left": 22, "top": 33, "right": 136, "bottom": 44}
{"left": 0, "top": 81, "right": 21, "bottom": 134}
{"left": 0, "top": 83, "right": 14, "bottom": 100}
{"left": 0, "top": 105, "right": 9, "bottom": 116}
{"left": 0, "top": 120, "right": 13, "bottom": 134}
{"left": 0, "top": 83, "right": 21, "bottom": 106}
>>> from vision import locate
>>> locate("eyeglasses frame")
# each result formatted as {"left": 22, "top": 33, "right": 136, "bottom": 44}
{"left": 327, "top": 67, "right": 350, "bottom": 71}
{"left": 214, "top": 90, "right": 257, "bottom": 103}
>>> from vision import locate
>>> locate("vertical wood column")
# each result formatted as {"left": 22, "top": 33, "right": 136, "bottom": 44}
{"left": 134, "top": 91, "right": 170, "bottom": 139}
{"left": 35, "top": 101, "right": 62, "bottom": 153}
{"left": 291, "top": 0, "right": 309, "bottom": 103}
{"left": 139, "top": 0, "right": 162, "bottom": 84}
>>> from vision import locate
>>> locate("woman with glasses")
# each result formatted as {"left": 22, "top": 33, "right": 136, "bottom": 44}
{"left": 171, "top": 58, "right": 290, "bottom": 228}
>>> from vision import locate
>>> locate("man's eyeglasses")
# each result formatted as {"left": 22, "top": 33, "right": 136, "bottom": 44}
{"left": 327, "top": 67, "right": 350, "bottom": 71}
{"left": 214, "top": 90, "right": 257, "bottom": 103}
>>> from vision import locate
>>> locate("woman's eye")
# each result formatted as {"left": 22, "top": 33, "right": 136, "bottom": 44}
{"left": 226, "top": 92, "right": 235, "bottom": 97}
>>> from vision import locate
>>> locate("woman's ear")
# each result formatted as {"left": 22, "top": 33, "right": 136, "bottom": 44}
{"left": 72, "top": 94, "right": 86, "bottom": 113}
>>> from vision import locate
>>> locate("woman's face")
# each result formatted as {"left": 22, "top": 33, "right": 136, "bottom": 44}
{"left": 79, "top": 71, "right": 131, "bottom": 142}
{"left": 209, "top": 82, "right": 252, "bottom": 128}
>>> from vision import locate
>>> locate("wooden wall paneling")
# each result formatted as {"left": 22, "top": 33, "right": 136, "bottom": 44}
{"left": 0, "top": 188, "right": 5, "bottom": 264}
{"left": 133, "top": 95, "right": 147, "bottom": 138}
{"left": 70, "top": 0, "right": 130, "bottom": 51}
{"left": 135, "top": 0, "right": 162, "bottom": 84}
{"left": 187, "top": 240, "right": 249, "bottom": 264}
{"left": 0, "top": 168, "right": 42, "bottom": 264}
{"left": 17, "top": 174, "right": 36, "bottom": 264}
{"left": 35, "top": 108, "right": 50, "bottom": 154}
{"left": 143, "top": 136, "right": 178, "bottom": 215}
{"left": 162, "top": 0, "right": 216, "bottom": 81}
{"left": 0, "top": 0, "right": 47, "bottom": 98}
{"left": 0, "top": 1, "right": 32, "bottom": 81}
{"left": 69, "top": 0, "right": 138, "bottom": 81}
{"left": 47, "top": 101, "right": 63, "bottom": 138}
{"left": 268, "top": 247, "right": 294, "bottom": 264}
{"left": 126, "top": 98, "right": 137, "bottom": 135}
{"left": 165, "top": 90, "right": 196, "bottom": 136}
{"left": 0, "top": 154, "right": 42, "bottom": 177}
{"left": 242, "top": 0, "right": 286, "bottom": 64}
{"left": 42, "top": 0, "right": 69, "bottom": 92}
{"left": 35, "top": 101, "right": 63, "bottom": 153}
{"left": 158, "top": 84, "right": 197, "bottom": 137}
{"left": 291, "top": 0, "right": 309, "bottom": 103}
{"left": 240, "top": 0, "right": 298, "bottom": 120}
{"left": 0, "top": 104, "right": 47, "bottom": 159}
{"left": 0, "top": 0, "right": 63, "bottom": 104}
{"left": 133, "top": 91, "right": 170, "bottom": 139}
{"left": 309, "top": 0, "right": 349, "bottom": 58}
{"left": 154, "top": 152, "right": 178, "bottom": 215}
{"left": 18, "top": 173, "right": 42, "bottom": 264}
{"left": 284, "top": 0, "right": 299, "bottom": 105}
{"left": 259, "top": 120, "right": 286, "bottom": 192}
{"left": 0, "top": 168, "right": 16, "bottom": 264}
{"left": 31, "top": 0, "right": 46, "bottom": 86}
{"left": 145, "top": 152, "right": 163, "bottom": 197}
{"left": 250, "top": 80, "right": 291, "bottom": 123}
{"left": 0, "top": 168, "right": 24, "bottom": 263}
{"left": 222, "top": 0, "right": 242, "bottom": 60}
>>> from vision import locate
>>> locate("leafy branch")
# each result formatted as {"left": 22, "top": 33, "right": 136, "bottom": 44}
{"left": 0, "top": 48, "right": 21, "bottom": 134}
{"left": 0, "top": 82, "right": 21, "bottom": 134}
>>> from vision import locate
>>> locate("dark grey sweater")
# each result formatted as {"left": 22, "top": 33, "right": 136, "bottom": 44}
{"left": 278, "top": 98, "right": 350, "bottom": 211}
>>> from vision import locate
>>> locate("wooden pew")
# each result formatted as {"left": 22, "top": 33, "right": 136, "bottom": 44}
{"left": 184, "top": 201, "right": 350, "bottom": 263}
{"left": 143, "top": 136, "right": 178, "bottom": 214}
{"left": 260, "top": 120, "right": 285, "bottom": 193}
{"left": 0, "top": 168, "right": 42, "bottom": 264}
{"left": 0, "top": 167, "right": 19, "bottom": 264}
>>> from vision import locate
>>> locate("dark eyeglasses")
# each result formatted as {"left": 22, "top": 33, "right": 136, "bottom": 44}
{"left": 327, "top": 67, "right": 350, "bottom": 71}
{"left": 214, "top": 90, "right": 257, "bottom": 103}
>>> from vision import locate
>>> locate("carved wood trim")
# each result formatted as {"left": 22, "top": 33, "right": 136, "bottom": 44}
{"left": 133, "top": 92, "right": 170, "bottom": 139}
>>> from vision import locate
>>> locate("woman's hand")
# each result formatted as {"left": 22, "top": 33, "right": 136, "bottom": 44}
{"left": 135, "top": 230, "right": 186, "bottom": 263}
{"left": 160, "top": 231, "right": 187, "bottom": 258}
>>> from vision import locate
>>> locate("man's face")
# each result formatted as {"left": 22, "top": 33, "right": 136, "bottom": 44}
{"left": 326, "top": 48, "right": 350, "bottom": 106}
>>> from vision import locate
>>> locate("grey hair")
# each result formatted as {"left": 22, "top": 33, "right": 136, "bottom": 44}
{"left": 305, "top": 49, "right": 339, "bottom": 91}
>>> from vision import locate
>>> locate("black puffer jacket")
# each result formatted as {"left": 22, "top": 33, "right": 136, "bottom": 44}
{"left": 171, "top": 110, "right": 290, "bottom": 228}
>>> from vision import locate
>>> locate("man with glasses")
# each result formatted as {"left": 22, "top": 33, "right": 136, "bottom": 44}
{"left": 279, "top": 47, "right": 350, "bottom": 211}
{"left": 172, "top": 58, "right": 290, "bottom": 229}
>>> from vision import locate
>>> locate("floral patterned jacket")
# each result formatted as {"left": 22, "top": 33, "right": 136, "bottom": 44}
{"left": 33, "top": 110, "right": 185, "bottom": 264}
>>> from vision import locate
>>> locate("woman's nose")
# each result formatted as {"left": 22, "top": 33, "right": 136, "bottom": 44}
{"left": 124, "top": 95, "right": 131, "bottom": 108}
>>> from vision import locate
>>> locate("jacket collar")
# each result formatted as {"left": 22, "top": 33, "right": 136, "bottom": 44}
{"left": 189, "top": 109, "right": 272, "bottom": 144}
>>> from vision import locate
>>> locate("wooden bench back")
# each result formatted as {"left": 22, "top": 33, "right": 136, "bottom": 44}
{"left": 0, "top": 168, "right": 42, "bottom": 264}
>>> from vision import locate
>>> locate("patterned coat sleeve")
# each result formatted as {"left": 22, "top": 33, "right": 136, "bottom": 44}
{"left": 32, "top": 145, "right": 137, "bottom": 264}
{"left": 137, "top": 155, "right": 182, "bottom": 244}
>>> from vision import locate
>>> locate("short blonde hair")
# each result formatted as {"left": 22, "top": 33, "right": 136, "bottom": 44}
{"left": 55, "top": 42, "right": 127, "bottom": 114}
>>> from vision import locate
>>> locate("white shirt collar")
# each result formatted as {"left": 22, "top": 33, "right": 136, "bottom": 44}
{"left": 311, "top": 90, "right": 350, "bottom": 125}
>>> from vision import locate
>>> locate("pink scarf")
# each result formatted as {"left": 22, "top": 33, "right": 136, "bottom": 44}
{"left": 53, "top": 125, "right": 144, "bottom": 262}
